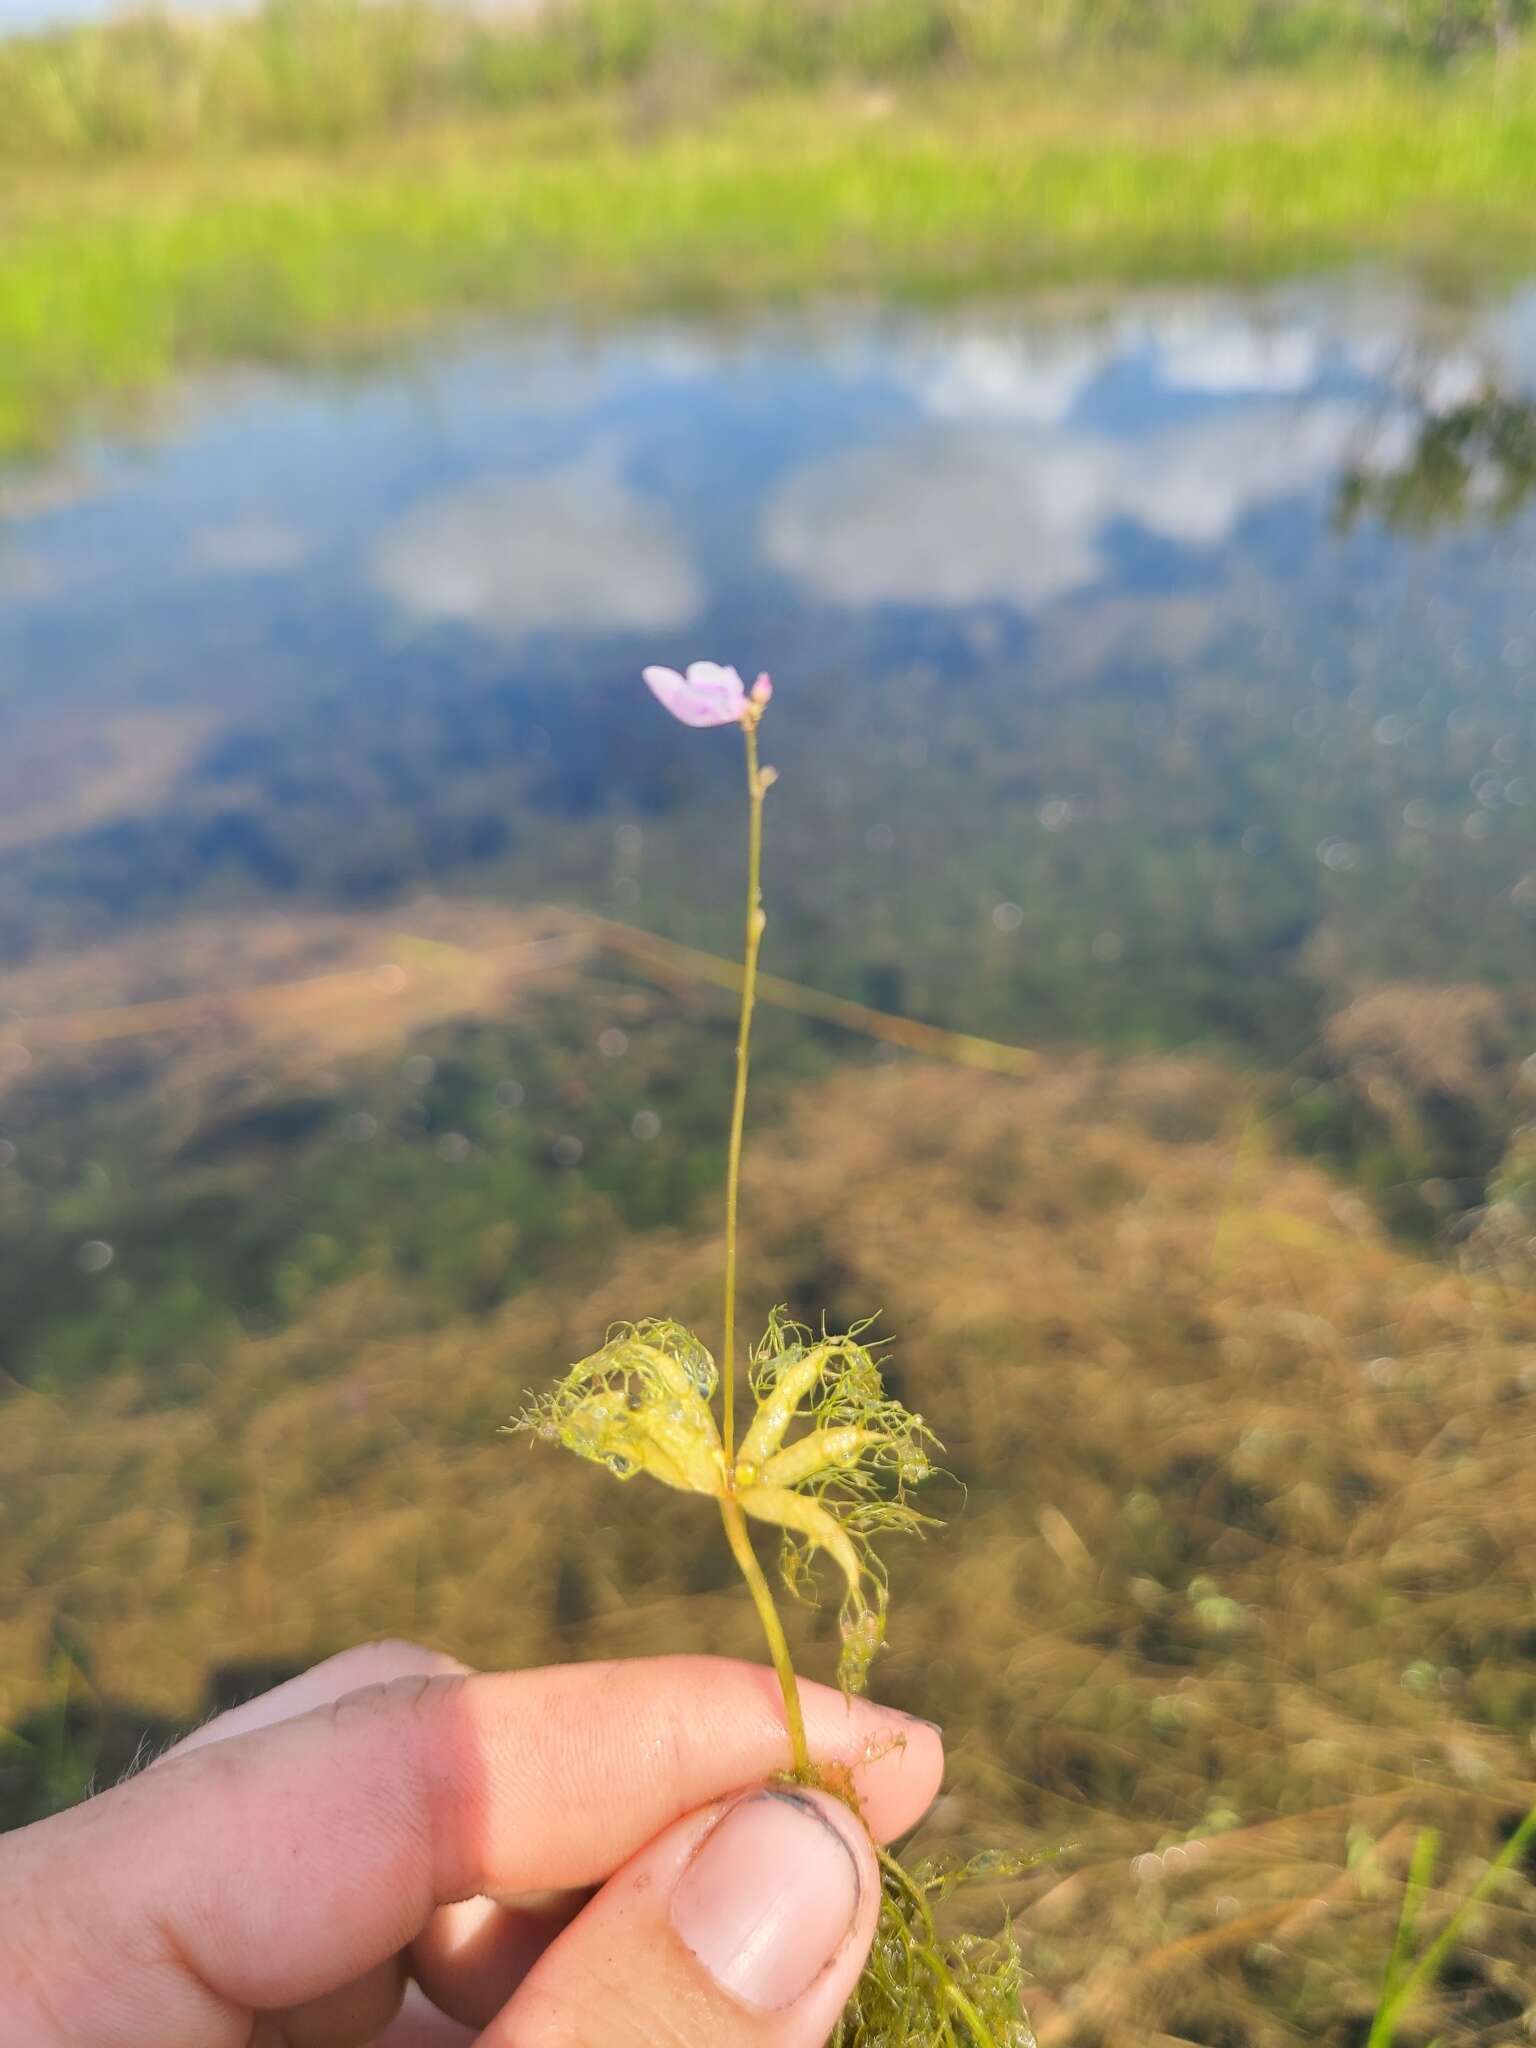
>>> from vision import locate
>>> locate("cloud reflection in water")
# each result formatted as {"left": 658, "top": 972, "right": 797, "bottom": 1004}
{"left": 763, "top": 398, "right": 1362, "bottom": 614}
{"left": 373, "top": 456, "right": 703, "bottom": 641}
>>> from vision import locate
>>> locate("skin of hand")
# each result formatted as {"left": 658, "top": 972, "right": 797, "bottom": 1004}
{"left": 0, "top": 1641, "right": 944, "bottom": 2048}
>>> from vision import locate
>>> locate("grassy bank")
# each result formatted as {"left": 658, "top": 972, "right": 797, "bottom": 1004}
{"left": 3, "top": 0, "right": 1529, "bottom": 161}
{"left": 5, "top": 59, "right": 1536, "bottom": 460}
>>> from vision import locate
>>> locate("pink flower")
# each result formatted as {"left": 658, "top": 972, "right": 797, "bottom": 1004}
{"left": 643, "top": 662, "right": 773, "bottom": 728}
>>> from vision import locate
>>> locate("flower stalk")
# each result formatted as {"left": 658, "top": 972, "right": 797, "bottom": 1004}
{"left": 510, "top": 658, "right": 1035, "bottom": 2046}
{"left": 714, "top": 701, "right": 813, "bottom": 1772}
{"left": 721, "top": 709, "right": 766, "bottom": 1458}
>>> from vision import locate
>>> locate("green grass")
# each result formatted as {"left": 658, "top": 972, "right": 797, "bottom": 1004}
{"left": 1367, "top": 1809, "right": 1536, "bottom": 2045}
{"left": 1, "top": 0, "right": 1527, "bottom": 162}
{"left": 6, "top": 61, "right": 1536, "bottom": 461}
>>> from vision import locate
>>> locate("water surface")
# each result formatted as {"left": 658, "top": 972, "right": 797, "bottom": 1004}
{"left": 3, "top": 278, "right": 1533, "bottom": 1061}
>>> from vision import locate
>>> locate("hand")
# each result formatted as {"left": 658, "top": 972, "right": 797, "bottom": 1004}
{"left": 0, "top": 1641, "right": 943, "bottom": 2047}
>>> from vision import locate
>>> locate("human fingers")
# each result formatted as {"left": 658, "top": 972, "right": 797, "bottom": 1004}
{"left": 479, "top": 1785, "right": 881, "bottom": 2048}
{"left": 409, "top": 1890, "right": 591, "bottom": 2031}
{"left": 161, "top": 1639, "right": 471, "bottom": 1763}
{"left": 378, "top": 1984, "right": 475, "bottom": 2047}
{"left": 162, "top": 1642, "right": 470, "bottom": 2048}
{"left": 0, "top": 1656, "right": 940, "bottom": 2047}
{"left": 405, "top": 1657, "right": 939, "bottom": 2029}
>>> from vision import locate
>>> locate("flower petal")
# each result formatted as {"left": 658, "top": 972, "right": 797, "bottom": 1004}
{"left": 682, "top": 661, "right": 750, "bottom": 718}
{"left": 642, "top": 661, "right": 748, "bottom": 728}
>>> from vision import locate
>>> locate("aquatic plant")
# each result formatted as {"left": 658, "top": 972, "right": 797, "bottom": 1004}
{"left": 515, "top": 658, "right": 1037, "bottom": 2046}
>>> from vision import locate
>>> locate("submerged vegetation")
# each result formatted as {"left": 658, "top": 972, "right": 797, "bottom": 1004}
{"left": 4, "top": 687, "right": 1527, "bottom": 2028}
{"left": 6, "top": 1036, "right": 1536, "bottom": 2039}
{"left": 1, "top": 648, "right": 1531, "bottom": 1387}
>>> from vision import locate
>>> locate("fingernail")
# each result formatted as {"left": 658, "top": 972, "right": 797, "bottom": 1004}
{"left": 672, "top": 1789, "right": 862, "bottom": 2012}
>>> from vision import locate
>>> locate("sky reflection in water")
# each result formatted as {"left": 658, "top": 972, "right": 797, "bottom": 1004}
{"left": 1, "top": 278, "right": 1533, "bottom": 1063}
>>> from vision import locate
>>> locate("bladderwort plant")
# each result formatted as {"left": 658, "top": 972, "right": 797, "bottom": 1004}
{"left": 512, "top": 660, "right": 1038, "bottom": 2048}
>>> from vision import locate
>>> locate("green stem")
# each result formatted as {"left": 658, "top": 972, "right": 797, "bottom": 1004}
{"left": 715, "top": 715, "right": 809, "bottom": 1783}
{"left": 720, "top": 1493, "right": 811, "bottom": 1779}
{"left": 721, "top": 715, "right": 764, "bottom": 1458}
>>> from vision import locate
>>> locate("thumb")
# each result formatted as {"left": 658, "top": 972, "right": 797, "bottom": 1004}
{"left": 480, "top": 1784, "right": 879, "bottom": 2048}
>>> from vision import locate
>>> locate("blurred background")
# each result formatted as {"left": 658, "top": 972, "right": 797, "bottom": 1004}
{"left": 3, "top": 3, "right": 1536, "bottom": 2041}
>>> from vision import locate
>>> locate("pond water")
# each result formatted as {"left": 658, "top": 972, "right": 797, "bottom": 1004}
{"left": 8, "top": 275, "right": 1536, "bottom": 2019}
{"left": 2, "top": 277, "right": 1534, "bottom": 1066}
